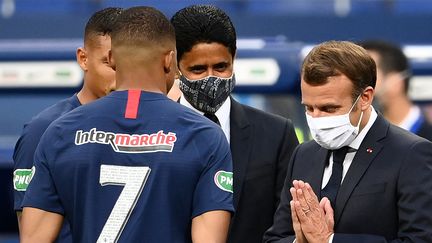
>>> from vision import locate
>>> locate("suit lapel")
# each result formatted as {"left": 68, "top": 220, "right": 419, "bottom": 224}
{"left": 312, "top": 147, "right": 331, "bottom": 197}
{"left": 334, "top": 115, "right": 388, "bottom": 224}
{"left": 229, "top": 98, "right": 252, "bottom": 209}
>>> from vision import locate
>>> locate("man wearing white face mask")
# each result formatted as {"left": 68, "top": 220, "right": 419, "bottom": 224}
{"left": 264, "top": 41, "right": 432, "bottom": 243}
{"left": 171, "top": 5, "right": 299, "bottom": 243}
{"left": 306, "top": 94, "right": 363, "bottom": 150}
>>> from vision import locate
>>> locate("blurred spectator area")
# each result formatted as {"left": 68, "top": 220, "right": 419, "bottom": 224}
{"left": 1, "top": 0, "right": 432, "bottom": 43}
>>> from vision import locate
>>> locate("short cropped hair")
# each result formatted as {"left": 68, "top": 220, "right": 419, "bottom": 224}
{"left": 84, "top": 7, "right": 123, "bottom": 44}
{"left": 111, "top": 6, "right": 175, "bottom": 48}
{"left": 171, "top": 5, "right": 237, "bottom": 62}
{"left": 302, "top": 40, "right": 376, "bottom": 101}
{"left": 360, "top": 40, "right": 410, "bottom": 94}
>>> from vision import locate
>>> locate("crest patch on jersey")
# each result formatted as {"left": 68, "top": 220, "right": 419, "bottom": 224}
{"left": 214, "top": 170, "right": 233, "bottom": 193}
{"left": 13, "top": 166, "right": 35, "bottom": 191}
{"left": 75, "top": 128, "right": 177, "bottom": 153}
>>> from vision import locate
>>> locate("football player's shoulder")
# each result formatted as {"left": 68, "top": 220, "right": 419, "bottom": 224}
{"left": 55, "top": 94, "right": 111, "bottom": 123}
{"left": 169, "top": 101, "right": 216, "bottom": 126}
{"left": 23, "top": 96, "right": 79, "bottom": 134}
{"left": 168, "top": 102, "right": 224, "bottom": 145}
{"left": 45, "top": 98, "right": 98, "bottom": 136}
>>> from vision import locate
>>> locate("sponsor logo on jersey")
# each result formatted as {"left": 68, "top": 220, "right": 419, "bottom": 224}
{"left": 214, "top": 170, "right": 233, "bottom": 193}
{"left": 75, "top": 128, "right": 177, "bottom": 153}
{"left": 13, "top": 166, "right": 35, "bottom": 191}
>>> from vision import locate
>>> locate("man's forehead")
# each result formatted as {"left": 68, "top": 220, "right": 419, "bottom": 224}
{"left": 301, "top": 77, "right": 354, "bottom": 104}
{"left": 182, "top": 43, "right": 231, "bottom": 60}
{"left": 301, "top": 95, "right": 341, "bottom": 106}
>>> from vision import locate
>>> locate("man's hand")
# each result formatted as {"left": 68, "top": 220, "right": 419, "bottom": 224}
{"left": 291, "top": 180, "right": 334, "bottom": 243}
{"left": 290, "top": 186, "right": 308, "bottom": 243}
{"left": 291, "top": 199, "right": 308, "bottom": 243}
{"left": 319, "top": 196, "right": 335, "bottom": 233}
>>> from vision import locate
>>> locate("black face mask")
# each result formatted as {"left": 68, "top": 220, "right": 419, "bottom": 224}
{"left": 179, "top": 74, "right": 236, "bottom": 114}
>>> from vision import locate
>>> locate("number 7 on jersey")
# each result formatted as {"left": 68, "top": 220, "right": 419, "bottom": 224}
{"left": 97, "top": 164, "right": 151, "bottom": 243}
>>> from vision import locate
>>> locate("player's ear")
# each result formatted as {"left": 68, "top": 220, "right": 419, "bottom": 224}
{"left": 108, "top": 49, "right": 116, "bottom": 71}
{"left": 163, "top": 50, "right": 175, "bottom": 74}
{"left": 76, "top": 47, "right": 88, "bottom": 71}
{"left": 173, "top": 51, "right": 180, "bottom": 79}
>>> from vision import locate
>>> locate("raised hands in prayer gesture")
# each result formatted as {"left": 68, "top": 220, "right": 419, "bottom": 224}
{"left": 290, "top": 180, "right": 334, "bottom": 243}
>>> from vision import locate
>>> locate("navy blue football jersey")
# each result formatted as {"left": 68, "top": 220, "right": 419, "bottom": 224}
{"left": 13, "top": 94, "right": 80, "bottom": 243}
{"left": 13, "top": 94, "right": 80, "bottom": 209}
{"left": 23, "top": 90, "right": 234, "bottom": 243}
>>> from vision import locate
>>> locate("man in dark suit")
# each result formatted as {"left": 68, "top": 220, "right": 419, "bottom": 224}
{"left": 360, "top": 40, "right": 432, "bottom": 141}
{"left": 171, "top": 5, "right": 299, "bottom": 243}
{"left": 264, "top": 41, "right": 432, "bottom": 243}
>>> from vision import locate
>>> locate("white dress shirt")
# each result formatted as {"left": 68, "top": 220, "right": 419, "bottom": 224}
{"left": 321, "top": 106, "right": 378, "bottom": 189}
{"left": 322, "top": 107, "right": 378, "bottom": 243}
{"left": 179, "top": 95, "right": 231, "bottom": 143}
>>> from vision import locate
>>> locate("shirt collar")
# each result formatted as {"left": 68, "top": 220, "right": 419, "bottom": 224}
{"left": 179, "top": 95, "right": 231, "bottom": 140}
{"left": 399, "top": 105, "right": 421, "bottom": 131}
{"left": 348, "top": 106, "right": 378, "bottom": 150}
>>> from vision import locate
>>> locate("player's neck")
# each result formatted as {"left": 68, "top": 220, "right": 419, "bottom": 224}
{"left": 77, "top": 87, "right": 98, "bottom": 105}
{"left": 115, "top": 69, "right": 167, "bottom": 94}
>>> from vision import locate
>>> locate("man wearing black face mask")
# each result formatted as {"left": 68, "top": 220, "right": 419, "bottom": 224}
{"left": 171, "top": 5, "right": 299, "bottom": 243}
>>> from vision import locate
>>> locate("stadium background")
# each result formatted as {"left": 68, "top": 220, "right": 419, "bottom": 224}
{"left": 1, "top": 0, "right": 432, "bottom": 241}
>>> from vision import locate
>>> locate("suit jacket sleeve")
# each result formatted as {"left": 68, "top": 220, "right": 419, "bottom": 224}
{"left": 263, "top": 145, "right": 299, "bottom": 243}
{"left": 274, "top": 120, "right": 299, "bottom": 207}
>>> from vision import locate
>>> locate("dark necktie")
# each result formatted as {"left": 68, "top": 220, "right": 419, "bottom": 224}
{"left": 321, "top": 146, "right": 349, "bottom": 207}
{"left": 204, "top": 113, "right": 220, "bottom": 126}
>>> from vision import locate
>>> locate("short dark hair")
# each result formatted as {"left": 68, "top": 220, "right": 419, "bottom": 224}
{"left": 111, "top": 6, "right": 175, "bottom": 48}
{"left": 360, "top": 40, "right": 410, "bottom": 93}
{"left": 171, "top": 5, "right": 237, "bottom": 62}
{"left": 84, "top": 7, "right": 123, "bottom": 44}
{"left": 302, "top": 40, "right": 376, "bottom": 102}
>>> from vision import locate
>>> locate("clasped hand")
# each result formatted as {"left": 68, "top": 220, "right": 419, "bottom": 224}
{"left": 290, "top": 180, "right": 334, "bottom": 243}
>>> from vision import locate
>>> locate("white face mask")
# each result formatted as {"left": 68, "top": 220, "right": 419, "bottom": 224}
{"left": 306, "top": 96, "right": 363, "bottom": 150}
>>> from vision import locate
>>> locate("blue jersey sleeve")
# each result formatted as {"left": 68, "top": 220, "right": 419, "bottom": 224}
{"left": 21, "top": 130, "right": 64, "bottom": 215}
{"left": 13, "top": 95, "right": 80, "bottom": 212}
{"left": 192, "top": 130, "right": 234, "bottom": 218}
{"left": 12, "top": 117, "right": 51, "bottom": 211}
